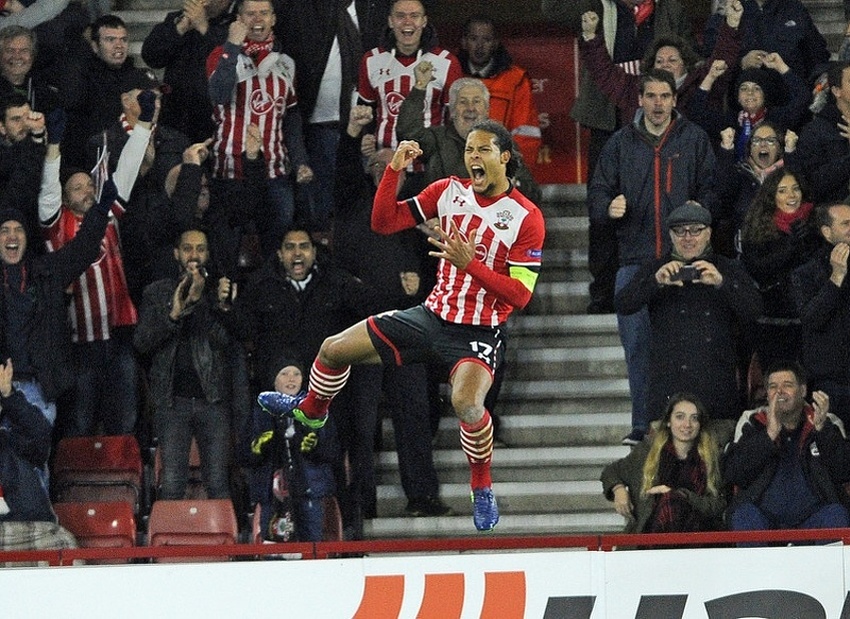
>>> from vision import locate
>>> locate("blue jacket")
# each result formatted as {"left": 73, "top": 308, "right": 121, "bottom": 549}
{"left": 739, "top": 0, "right": 829, "bottom": 82}
{"left": 588, "top": 110, "right": 717, "bottom": 266}
{"left": 0, "top": 389, "right": 54, "bottom": 522}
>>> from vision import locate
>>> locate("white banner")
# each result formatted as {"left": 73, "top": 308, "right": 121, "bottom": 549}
{"left": 1, "top": 546, "right": 849, "bottom": 618}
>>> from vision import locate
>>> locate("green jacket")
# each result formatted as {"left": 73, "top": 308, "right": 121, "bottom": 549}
{"left": 600, "top": 439, "right": 726, "bottom": 533}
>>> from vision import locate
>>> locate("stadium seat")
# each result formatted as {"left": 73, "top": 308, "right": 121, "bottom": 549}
{"left": 146, "top": 498, "right": 238, "bottom": 562}
{"left": 53, "top": 501, "right": 136, "bottom": 564}
{"left": 52, "top": 435, "right": 144, "bottom": 514}
{"left": 153, "top": 438, "right": 207, "bottom": 500}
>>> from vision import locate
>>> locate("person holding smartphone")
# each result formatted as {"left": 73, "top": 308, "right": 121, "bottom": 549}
{"left": 615, "top": 201, "right": 762, "bottom": 438}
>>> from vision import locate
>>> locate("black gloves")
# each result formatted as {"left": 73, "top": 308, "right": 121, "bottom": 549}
{"left": 137, "top": 90, "right": 157, "bottom": 123}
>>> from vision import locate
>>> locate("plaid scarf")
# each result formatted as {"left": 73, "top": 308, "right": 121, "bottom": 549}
{"left": 646, "top": 441, "right": 708, "bottom": 533}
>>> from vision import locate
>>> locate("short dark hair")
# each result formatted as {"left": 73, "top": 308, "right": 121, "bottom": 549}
{"left": 639, "top": 68, "right": 676, "bottom": 96}
{"left": 281, "top": 224, "right": 315, "bottom": 244}
{"left": 391, "top": 0, "right": 426, "bottom": 14}
{"left": 237, "top": 0, "right": 274, "bottom": 13}
{"left": 91, "top": 14, "right": 127, "bottom": 42}
{"left": 468, "top": 118, "right": 522, "bottom": 178}
{"left": 174, "top": 227, "right": 208, "bottom": 248}
{"left": 815, "top": 202, "right": 850, "bottom": 230}
{"left": 462, "top": 15, "right": 496, "bottom": 38}
{"left": 764, "top": 360, "right": 808, "bottom": 386}
{"left": 0, "top": 92, "right": 29, "bottom": 121}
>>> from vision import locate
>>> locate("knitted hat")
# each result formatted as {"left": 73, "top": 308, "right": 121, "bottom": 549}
{"left": 735, "top": 68, "right": 782, "bottom": 109}
{"left": 0, "top": 207, "right": 25, "bottom": 227}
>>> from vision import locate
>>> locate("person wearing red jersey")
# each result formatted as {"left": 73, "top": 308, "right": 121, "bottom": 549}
{"left": 259, "top": 119, "right": 545, "bottom": 532}
{"left": 37, "top": 91, "right": 154, "bottom": 437}
{"left": 358, "top": 0, "right": 462, "bottom": 154}
{"left": 206, "top": 0, "right": 313, "bottom": 257}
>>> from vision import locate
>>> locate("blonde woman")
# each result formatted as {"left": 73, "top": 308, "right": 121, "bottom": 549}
{"left": 601, "top": 393, "right": 725, "bottom": 533}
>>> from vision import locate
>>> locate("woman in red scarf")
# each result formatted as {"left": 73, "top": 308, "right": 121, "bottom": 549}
{"left": 601, "top": 393, "right": 724, "bottom": 534}
{"left": 740, "top": 168, "right": 818, "bottom": 371}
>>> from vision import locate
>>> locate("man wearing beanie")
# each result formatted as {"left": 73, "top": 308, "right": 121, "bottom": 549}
{"left": 615, "top": 201, "right": 761, "bottom": 438}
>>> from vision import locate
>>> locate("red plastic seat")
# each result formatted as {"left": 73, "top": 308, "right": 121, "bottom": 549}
{"left": 52, "top": 435, "right": 143, "bottom": 513}
{"left": 147, "top": 498, "right": 238, "bottom": 562}
{"left": 54, "top": 501, "right": 136, "bottom": 564}
{"left": 153, "top": 438, "right": 207, "bottom": 500}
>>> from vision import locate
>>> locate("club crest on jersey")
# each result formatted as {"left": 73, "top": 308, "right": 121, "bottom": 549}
{"left": 494, "top": 210, "right": 513, "bottom": 230}
{"left": 250, "top": 91, "right": 284, "bottom": 115}
{"left": 386, "top": 92, "right": 405, "bottom": 117}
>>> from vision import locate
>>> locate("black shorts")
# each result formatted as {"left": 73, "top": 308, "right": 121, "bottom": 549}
{"left": 367, "top": 304, "right": 505, "bottom": 377}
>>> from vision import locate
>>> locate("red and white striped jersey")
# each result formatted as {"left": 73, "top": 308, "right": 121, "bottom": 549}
{"left": 412, "top": 177, "right": 545, "bottom": 327}
{"left": 358, "top": 46, "right": 462, "bottom": 149}
{"left": 43, "top": 205, "right": 138, "bottom": 343}
{"left": 207, "top": 48, "right": 298, "bottom": 179}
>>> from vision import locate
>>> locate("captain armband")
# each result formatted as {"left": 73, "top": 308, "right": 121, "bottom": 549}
{"left": 509, "top": 265, "right": 539, "bottom": 292}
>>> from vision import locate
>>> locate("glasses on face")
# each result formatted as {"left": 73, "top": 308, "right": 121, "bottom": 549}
{"left": 671, "top": 225, "right": 707, "bottom": 238}
{"left": 738, "top": 84, "right": 762, "bottom": 94}
{"left": 751, "top": 136, "right": 779, "bottom": 146}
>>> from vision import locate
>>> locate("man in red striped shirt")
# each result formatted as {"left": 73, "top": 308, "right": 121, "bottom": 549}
{"left": 260, "top": 120, "right": 545, "bottom": 532}
{"left": 38, "top": 91, "right": 154, "bottom": 437}
{"left": 206, "top": 0, "right": 312, "bottom": 256}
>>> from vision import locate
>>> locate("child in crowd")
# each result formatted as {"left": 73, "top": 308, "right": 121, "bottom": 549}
{"left": 245, "top": 359, "right": 337, "bottom": 542}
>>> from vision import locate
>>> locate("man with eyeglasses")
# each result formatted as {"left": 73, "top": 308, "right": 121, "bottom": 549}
{"left": 615, "top": 201, "right": 761, "bottom": 438}
{"left": 589, "top": 68, "right": 718, "bottom": 445}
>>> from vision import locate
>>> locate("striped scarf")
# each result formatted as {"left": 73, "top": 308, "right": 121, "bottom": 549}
{"left": 243, "top": 35, "right": 274, "bottom": 64}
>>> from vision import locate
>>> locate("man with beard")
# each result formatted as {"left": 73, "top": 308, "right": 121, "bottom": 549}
{"left": 723, "top": 361, "right": 850, "bottom": 544}
{"left": 792, "top": 203, "right": 850, "bottom": 429}
{"left": 134, "top": 229, "right": 232, "bottom": 500}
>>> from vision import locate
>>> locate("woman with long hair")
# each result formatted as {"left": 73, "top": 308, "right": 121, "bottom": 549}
{"left": 714, "top": 121, "right": 799, "bottom": 256}
{"left": 601, "top": 394, "right": 725, "bottom": 533}
{"left": 740, "top": 167, "right": 818, "bottom": 370}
